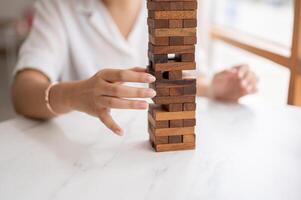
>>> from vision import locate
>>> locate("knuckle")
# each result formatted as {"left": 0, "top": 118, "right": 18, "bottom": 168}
{"left": 111, "top": 85, "right": 119, "bottom": 96}
{"left": 118, "top": 70, "right": 126, "bottom": 81}
{"left": 107, "top": 99, "right": 114, "bottom": 107}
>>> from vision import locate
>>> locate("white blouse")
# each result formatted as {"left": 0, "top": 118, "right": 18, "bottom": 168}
{"left": 15, "top": 0, "right": 201, "bottom": 82}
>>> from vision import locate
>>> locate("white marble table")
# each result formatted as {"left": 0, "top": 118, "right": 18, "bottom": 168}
{"left": 0, "top": 98, "right": 301, "bottom": 200}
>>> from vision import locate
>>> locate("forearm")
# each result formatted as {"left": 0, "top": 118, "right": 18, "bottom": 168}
{"left": 12, "top": 70, "right": 83, "bottom": 119}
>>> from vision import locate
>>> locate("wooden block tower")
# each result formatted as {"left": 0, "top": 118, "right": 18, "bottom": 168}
{"left": 147, "top": 0, "right": 197, "bottom": 152}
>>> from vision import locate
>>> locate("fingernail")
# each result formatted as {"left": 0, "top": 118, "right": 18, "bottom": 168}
{"left": 137, "top": 101, "right": 148, "bottom": 109}
{"left": 115, "top": 129, "right": 124, "bottom": 136}
{"left": 146, "top": 89, "right": 157, "bottom": 97}
{"left": 146, "top": 75, "right": 156, "bottom": 83}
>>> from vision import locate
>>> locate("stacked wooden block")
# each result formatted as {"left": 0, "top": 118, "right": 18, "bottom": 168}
{"left": 147, "top": 0, "right": 197, "bottom": 152}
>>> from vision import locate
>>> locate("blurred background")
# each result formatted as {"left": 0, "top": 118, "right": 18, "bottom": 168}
{"left": 0, "top": 0, "right": 294, "bottom": 122}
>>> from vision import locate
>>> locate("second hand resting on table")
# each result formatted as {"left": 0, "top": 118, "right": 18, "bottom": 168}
{"left": 12, "top": 64, "right": 258, "bottom": 136}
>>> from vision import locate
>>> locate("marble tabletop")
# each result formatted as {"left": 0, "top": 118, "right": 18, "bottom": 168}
{"left": 0, "top": 98, "right": 301, "bottom": 200}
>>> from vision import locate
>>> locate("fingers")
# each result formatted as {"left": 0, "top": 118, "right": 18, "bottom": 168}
{"left": 239, "top": 71, "right": 258, "bottom": 95}
{"left": 98, "top": 110, "right": 123, "bottom": 136}
{"left": 97, "top": 96, "right": 149, "bottom": 110}
{"left": 130, "top": 67, "right": 147, "bottom": 73}
{"left": 235, "top": 64, "right": 250, "bottom": 79}
{"left": 102, "top": 82, "right": 156, "bottom": 98}
{"left": 100, "top": 69, "right": 155, "bottom": 83}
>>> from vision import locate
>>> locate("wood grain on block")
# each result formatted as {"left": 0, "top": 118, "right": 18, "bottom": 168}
{"left": 170, "top": 87, "right": 184, "bottom": 96}
{"left": 153, "top": 28, "right": 196, "bottom": 37}
{"left": 183, "top": 134, "right": 195, "bottom": 143}
{"left": 153, "top": 95, "right": 195, "bottom": 104}
{"left": 156, "top": 88, "right": 170, "bottom": 96}
{"left": 169, "top": 20, "right": 183, "bottom": 28}
{"left": 149, "top": 35, "right": 169, "bottom": 45}
{"left": 181, "top": 53, "right": 195, "bottom": 62}
{"left": 150, "top": 43, "right": 195, "bottom": 54}
{"left": 153, "top": 127, "right": 195, "bottom": 137}
{"left": 170, "top": 119, "right": 183, "bottom": 128}
{"left": 147, "top": 1, "right": 197, "bottom": 11}
{"left": 169, "top": 36, "right": 184, "bottom": 45}
{"left": 162, "top": 103, "right": 183, "bottom": 112}
{"left": 183, "top": 103, "right": 196, "bottom": 111}
{"left": 148, "top": 113, "right": 169, "bottom": 128}
{"left": 147, "top": 2, "right": 170, "bottom": 11}
{"left": 155, "top": 142, "right": 195, "bottom": 152}
{"left": 168, "top": 71, "right": 182, "bottom": 80}
{"left": 148, "top": 18, "right": 169, "bottom": 29}
{"left": 183, "top": 1, "right": 197, "bottom": 10}
{"left": 154, "top": 79, "right": 196, "bottom": 88}
{"left": 183, "top": 119, "right": 196, "bottom": 127}
{"left": 152, "top": 11, "right": 197, "bottom": 20}
{"left": 148, "top": 129, "right": 169, "bottom": 145}
{"left": 169, "top": 135, "right": 183, "bottom": 144}
{"left": 183, "top": 36, "right": 197, "bottom": 45}
{"left": 183, "top": 19, "right": 197, "bottom": 28}
{"left": 184, "top": 85, "right": 197, "bottom": 95}
{"left": 153, "top": 109, "right": 196, "bottom": 121}
{"left": 153, "top": 61, "right": 196, "bottom": 71}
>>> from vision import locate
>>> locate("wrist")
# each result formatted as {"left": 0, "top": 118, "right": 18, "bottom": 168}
{"left": 49, "top": 80, "right": 84, "bottom": 114}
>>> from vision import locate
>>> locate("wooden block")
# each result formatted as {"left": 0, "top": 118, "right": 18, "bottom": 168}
{"left": 170, "top": 2, "right": 184, "bottom": 11}
{"left": 148, "top": 18, "right": 169, "bottom": 29}
{"left": 148, "top": 113, "right": 169, "bottom": 128}
{"left": 150, "top": 43, "right": 195, "bottom": 54}
{"left": 155, "top": 79, "right": 196, "bottom": 89}
{"left": 155, "top": 142, "right": 195, "bottom": 152}
{"left": 148, "top": 1, "right": 197, "bottom": 11}
{"left": 183, "top": 103, "right": 196, "bottom": 111}
{"left": 183, "top": 134, "right": 195, "bottom": 143}
{"left": 149, "top": 54, "right": 168, "bottom": 63}
{"left": 154, "top": 127, "right": 195, "bottom": 137}
{"left": 147, "top": 2, "right": 170, "bottom": 11}
{"left": 162, "top": 104, "right": 183, "bottom": 112}
{"left": 169, "top": 135, "right": 183, "bottom": 144}
{"left": 170, "top": 87, "right": 184, "bottom": 96}
{"left": 153, "top": 61, "right": 196, "bottom": 71}
{"left": 168, "top": 71, "right": 182, "bottom": 80}
{"left": 183, "top": 119, "right": 196, "bottom": 127}
{"left": 183, "top": 1, "right": 198, "bottom": 10}
{"left": 181, "top": 53, "right": 195, "bottom": 62}
{"left": 152, "top": 11, "right": 197, "bottom": 20}
{"left": 156, "top": 136, "right": 169, "bottom": 144}
{"left": 156, "top": 88, "right": 170, "bottom": 96}
{"left": 169, "top": 37, "right": 184, "bottom": 46}
{"left": 153, "top": 95, "right": 195, "bottom": 104}
{"left": 169, "top": 20, "right": 183, "bottom": 28}
{"left": 149, "top": 35, "right": 169, "bottom": 46}
{"left": 183, "top": 36, "right": 197, "bottom": 45}
{"left": 148, "top": 127, "right": 169, "bottom": 145}
{"left": 170, "top": 120, "right": 183, "bottom": 128}
{"left": 183, "top": 19, "right": 197, "bottom": 28}
{"left": 184, "top": 85, "right": 196, "bottom": 95}
{"left": 153, "top": 110, "right": 196, "bottom": 121}
{"left": 153, "top": 28, "right": 196, "bottom": 37}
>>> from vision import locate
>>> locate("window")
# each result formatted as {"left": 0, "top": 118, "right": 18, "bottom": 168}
{"left": 207, "top": 0, "right": 301, "bottom": 106}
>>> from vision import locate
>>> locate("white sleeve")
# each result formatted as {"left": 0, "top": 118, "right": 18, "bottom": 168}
{"left": 14, "top": 0, "right": 68, "bottom": 82}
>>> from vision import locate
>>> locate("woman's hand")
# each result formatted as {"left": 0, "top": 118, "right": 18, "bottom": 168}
{"left": 209, "top": 65, "right": 258, "bottom": 102}
{"left": 62, "top": 67, "right": 156, "bottom": 136}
